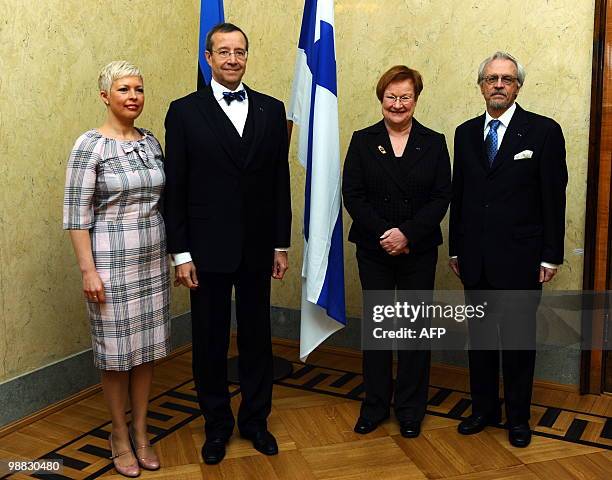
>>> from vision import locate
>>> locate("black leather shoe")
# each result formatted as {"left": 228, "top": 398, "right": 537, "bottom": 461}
{"left": 508, "top": 423, "right": 531, "bottom": 448}
{"left": 457, "top": 414, "right": 500, "bottom": 435}
{"left": 399, "top": 421, "right": 421, "bottom": 438}
{"left": 354, "top": 416, "right": 385, "bottom": 434}
{"left": 202, "top": 438, "right": 227, "bottom": 465}
{"left": 242, "top": 430, "right": 278, "bottom": 456}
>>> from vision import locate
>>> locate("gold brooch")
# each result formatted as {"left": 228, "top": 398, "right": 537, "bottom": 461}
{"left": 378, "top": 145, "right": 386, "bottom": 154}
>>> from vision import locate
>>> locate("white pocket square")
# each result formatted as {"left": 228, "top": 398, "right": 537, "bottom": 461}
{"left": 514, "top": 150, "right": 533, "bottom": 160}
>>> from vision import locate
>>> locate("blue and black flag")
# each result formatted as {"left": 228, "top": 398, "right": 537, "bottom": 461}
{"left": 197, "top": 0, "right": 225, "bottom": 88}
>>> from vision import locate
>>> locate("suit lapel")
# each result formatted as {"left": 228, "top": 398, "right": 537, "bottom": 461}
{"left": 193, "top": 86, "right": 242, "bottom": 169}
{"left": 489, "top": 104, "right": 529, "bottom": 176}
{"left": 469, "top": 113, "right": 489, "bottom": 172}
{"left": 244, "top": 85, "right": 266, "bottom": 168}
{"left": 366, "top": 121, "right": 407, "bottom": 193}
{"left": 399, "top": 119, "right": 433, "bottom": 175}
{"left": 366, "top": 120, "right": 436, "bottom": 195}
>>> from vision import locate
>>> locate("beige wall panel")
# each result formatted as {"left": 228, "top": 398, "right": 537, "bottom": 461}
{"left": 0, "top": 0, "right": 594, "bottom": 381}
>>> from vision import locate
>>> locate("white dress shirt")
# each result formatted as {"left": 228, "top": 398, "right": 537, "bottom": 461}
{"left": 211, "top": 77, "right": 249, "bottom": 136}
{"left": 451, "top": 103, "right": 557, "bottom": 270}
{"left": 172, "top": 78, "right": 287, "bottom": 267}
{"left": 483, "top": 101, "right": 516, "bottom": 146}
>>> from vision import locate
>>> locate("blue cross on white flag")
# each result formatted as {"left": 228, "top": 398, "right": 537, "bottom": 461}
{"left": 288, "top": 0, "right": 346, "bottom": 361}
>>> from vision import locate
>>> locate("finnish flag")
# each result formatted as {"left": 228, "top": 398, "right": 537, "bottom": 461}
{"left": 288, "top": 0, "right": 346, "bottom": 361}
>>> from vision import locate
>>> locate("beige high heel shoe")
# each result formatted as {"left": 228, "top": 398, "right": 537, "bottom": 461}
{"left": 129, "top": 427, "right": 160, "bottom": 470}
{"left": 108, "top": 433, "right": 140, "bottom": 478}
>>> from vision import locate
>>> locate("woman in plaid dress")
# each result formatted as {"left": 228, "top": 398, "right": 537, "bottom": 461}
{"left": 63, "top": 61, "right": 169, "bottom": 477}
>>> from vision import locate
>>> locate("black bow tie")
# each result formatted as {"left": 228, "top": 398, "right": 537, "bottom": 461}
{"left": 222, "top": 90, "right": 246, "bottom": 105}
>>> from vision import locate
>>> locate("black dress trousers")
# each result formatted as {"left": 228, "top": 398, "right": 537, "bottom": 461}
{"left": 465, "top": 275, "right": 541, "bottom": 425}
{"left": 356, "top": 246, "right": 437, "bottom": 423}
{"left": 190, "top": 265, "right": 273, "bottom": 440}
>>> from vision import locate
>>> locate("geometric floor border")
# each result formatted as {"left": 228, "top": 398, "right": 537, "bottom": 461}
{"left": 279, "top": 361, "right": 612, "bottom": 451}
{"left": 1, "top": 379, "right": 234, "bottom": 480}
{"left": 3, "top": 361, "right": 611, "bottom": 479}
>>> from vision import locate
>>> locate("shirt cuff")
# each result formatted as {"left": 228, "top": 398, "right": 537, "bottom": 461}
{"left": 275, "top": 248, "right": 289, "bottom": 252}
{"left": 171, "top": 252, "right": 193, "bottom": 266}
{"left": 540, "top": 262, "right": 558, "bottom": 269}
{"left": 449, "top": 256, "right": 458, "bottom": 260}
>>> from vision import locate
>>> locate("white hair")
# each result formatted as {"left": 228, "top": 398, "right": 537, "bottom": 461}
{"left": 98, "top": 61, "right": 142, "bottom": 93}
{"left": 477, "top": 51, "right": 526, "bottom": 87}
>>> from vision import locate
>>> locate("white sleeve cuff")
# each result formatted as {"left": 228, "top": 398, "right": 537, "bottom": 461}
{"left": 540, "top": 262, "right": 558, "bottom": 269}
{"left": 171, "top": 252, "right": 193, "bottom": 266}
{"left": 275, "top": 248, "right": 289, "bottom": 252}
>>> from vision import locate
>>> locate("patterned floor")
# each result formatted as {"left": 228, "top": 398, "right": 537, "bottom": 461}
{"left": 2, "top": 360, "right": 611, "bottom": 479}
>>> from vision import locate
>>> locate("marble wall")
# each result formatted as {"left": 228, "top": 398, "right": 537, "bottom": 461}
{"left": 227, "top": 0, "right": 594, "bottom": 317}
{"left": 0, "top": 0, "right": 595, "bottom": 383}
{"left": 0, "top": 0, "right": 197, "bottom": 382}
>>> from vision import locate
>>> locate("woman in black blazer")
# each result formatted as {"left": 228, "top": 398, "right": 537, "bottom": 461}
{"left": 342, "top": 65, "right": 451, "bottom": 438}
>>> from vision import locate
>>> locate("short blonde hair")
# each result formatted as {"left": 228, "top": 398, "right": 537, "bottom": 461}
{"left": 98, "top": 61, "right": 142, "bottom": 93}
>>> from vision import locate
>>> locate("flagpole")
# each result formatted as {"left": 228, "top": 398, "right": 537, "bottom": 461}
{"left": 287, "top": 0, "right": 346, "bottom": 361}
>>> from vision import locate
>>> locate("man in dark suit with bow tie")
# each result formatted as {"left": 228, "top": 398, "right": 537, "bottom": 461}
{"left": 449, "top": 51, "right": 567, "bottom": 447}
{"left": 164, "top": 23, "right": 291, "bottom": 464}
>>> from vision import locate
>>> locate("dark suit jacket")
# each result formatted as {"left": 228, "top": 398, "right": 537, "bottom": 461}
{"left": 342, "top": 119, "right": 452, "bottom": 254}
{"left": 449, "top": 104, "right": 567, "bottom": 289}
{"left": 163, "top": 85, "right": 291, "bottom": 273}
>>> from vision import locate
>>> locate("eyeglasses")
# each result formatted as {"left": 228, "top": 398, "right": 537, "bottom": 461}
{"left": 211, "top": 49, "right": 248, "bottom": 60}
{"left": 483, "top": 75, "right": 517, "bottom": 86}
{"left": 383, "top": 94, "right": 414, "bottom": 105}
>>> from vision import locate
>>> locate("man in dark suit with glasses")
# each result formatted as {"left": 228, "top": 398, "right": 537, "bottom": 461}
{"left": 449, "top": 51, "right": 567, "bottom": 448}
{"left": 164, "top": 22, "right": 291, "bottom": 464}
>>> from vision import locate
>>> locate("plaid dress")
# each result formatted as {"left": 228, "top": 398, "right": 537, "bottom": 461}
{"left": 63, "top": 129, "right": 170, "bottom": 370}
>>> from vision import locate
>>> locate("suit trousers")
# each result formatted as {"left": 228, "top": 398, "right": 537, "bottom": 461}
{"left": 465, "top": 276, "right": 541, "bottom": 425}
{"left": 190, "top": 264, "right": 273, "bottom": 440}
{"left": 356, "top": 246, "right": 437, "bottom": 423}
